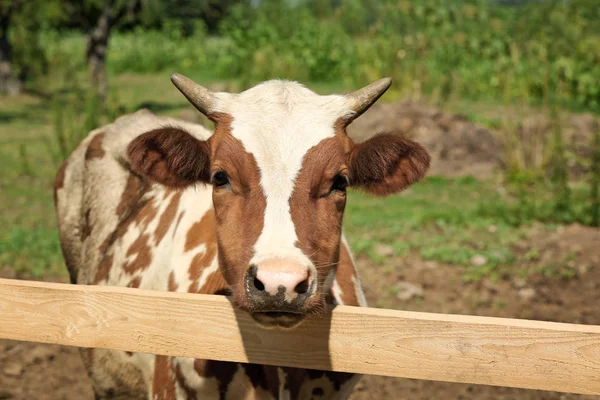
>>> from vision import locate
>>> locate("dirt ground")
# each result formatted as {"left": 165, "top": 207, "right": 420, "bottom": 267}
{"left": 1, "top": 101, "right": 599, "bottom": 399}
{"left": 350, "top": 223, "right": 600, "bottom": 400}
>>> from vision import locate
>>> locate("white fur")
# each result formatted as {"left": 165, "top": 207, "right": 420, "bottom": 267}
{"left": 212, "top": 81, "right": 353, "bottom": 271}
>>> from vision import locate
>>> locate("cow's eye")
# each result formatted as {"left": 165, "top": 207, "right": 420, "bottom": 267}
{"left": 330, "top": 174, "right": 348, "bottom": 193}
{"left": 212, "top": 171, "right": 230, "bottom": 187}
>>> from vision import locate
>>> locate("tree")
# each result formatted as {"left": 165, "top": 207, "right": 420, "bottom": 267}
{"left": 0, "top": 0, "right": 22, "bottom": 95}
{"left": 157, "top": 0, "right": 249, "bottom": 33}
{"left": 64, "top": 0, "right": 158, "bottom": 100}
{"left": 1, "top": 0, "right": 63, "bottom": 96}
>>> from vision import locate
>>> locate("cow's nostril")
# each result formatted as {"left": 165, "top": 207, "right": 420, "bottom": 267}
{"left": 253, "top": 277, "right": 265, "bottom": 291}
{"left": 294, "top": 278, "right": 309, "bottom": 294}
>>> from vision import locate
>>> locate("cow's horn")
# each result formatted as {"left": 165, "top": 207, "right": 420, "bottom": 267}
{"left": 170, "top": 73, "right": 214, "bottom": 115}
{"left": 345, "top": 77, "right": 392, "bottom": 121}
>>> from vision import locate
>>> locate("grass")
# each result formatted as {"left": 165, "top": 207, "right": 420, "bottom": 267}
{"left": 345, "top": 177, "right": 524, "bottom": 282}
{"left": 0, "top": 72, "right": 588, "bottom": 281}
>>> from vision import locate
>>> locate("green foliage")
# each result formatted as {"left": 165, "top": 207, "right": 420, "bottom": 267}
{"left": 6, "top": 0, "right": 63, "bottom": 81}
{"left": 592, "top": 119, "right": 600, "bottom": 227}
{"left": 217, "top": 1, "right": 353, "bottom": 84}
{"left": 548, "top": 107, "right": 571, "bottom": 218}
{"left": 18, "top": 143, "right": 33, "bottom": 177}
{"left": 107, "top": 21, "right": 209, "bottom": 74}
{"left": 0, "top": 227, "right": 63, "bottom": 277}
{"left": 25, "top": 0, "right": 600, "bottom": 111}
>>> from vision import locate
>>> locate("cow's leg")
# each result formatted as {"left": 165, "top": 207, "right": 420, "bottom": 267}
{"left": 81, "top": 348, "right": 149, "bottom": 399}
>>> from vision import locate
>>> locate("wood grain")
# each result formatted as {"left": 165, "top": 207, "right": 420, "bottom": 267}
{"left": 0, "top": 278, "right": 598, "bottom": 394}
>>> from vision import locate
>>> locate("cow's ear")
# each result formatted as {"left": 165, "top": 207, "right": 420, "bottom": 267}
{"left": 348, "top": 133, "right": 430, "bottom": 196}
{"left": 127, "top": 127, "right": 210, "bottom": 187}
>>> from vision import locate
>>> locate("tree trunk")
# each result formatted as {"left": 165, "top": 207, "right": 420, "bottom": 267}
{"left": 86, "top": 5, "right": 114, "bottom": 101}
{"left": 0, "top": 10, "right": 22, "bottom": 95}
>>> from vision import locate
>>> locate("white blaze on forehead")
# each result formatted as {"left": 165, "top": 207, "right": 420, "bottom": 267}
{"left": 212, "top": 81, "right": 352, "bottom": 266}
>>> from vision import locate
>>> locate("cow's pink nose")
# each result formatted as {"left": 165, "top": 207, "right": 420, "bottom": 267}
{"left": 252, "top": 259, "right": 313, "bottom": 298}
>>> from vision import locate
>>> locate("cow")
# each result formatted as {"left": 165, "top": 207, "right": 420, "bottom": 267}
{"left": 54, "top": 74, "right": 430, "bottom": 400}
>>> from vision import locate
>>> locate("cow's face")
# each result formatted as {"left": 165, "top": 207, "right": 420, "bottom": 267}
{"left": 127, "top": 75, "right": 430, "bottom": 329}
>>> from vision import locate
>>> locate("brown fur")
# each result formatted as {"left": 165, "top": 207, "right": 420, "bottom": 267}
{"left": 194, "top": 359, "right": 238, "bottom": 399}
{"left": 127, "top": 127, "right": 211, "bottom": 187}
{"left": 290, "top": 136, "right": 349, "bottom": 313}
{"left": 173, "top": 211, "right": 185, "bottom": 238}
{"left": 175, "top": 362, "right": 201, "bottom": 400}
{"left": 81, "top": 208, "right": 92, "bottom": 241}
{"left": 93, "top": 178, "right": 156, "bottom": 284}
{"left": 154, "top": 190, "right": 183, "bottom": 245}
{"left": 348, "top": 133, "right": 430, "bottom": 196}
{"left": 116, "top": 174, "right": 149, "bottom": 217}
{"left": 153, "top": 355, "right": 177, "bottom": 400}
{"left": 127, "top": 276, "right": 142, "bottom": 288}
{"left": 335, "top": 245, "right": 359, "bottom": 305}
{"left": 94, "top": 253, "right": 113, "bottom": 284}
{"left": 209, "top": 115, "right": 267, "bottom": 311}
{"left": 137, "top": 197, "right": 160, "bottom": 230}
{"left": 53, "top": 159, "right": 68, "bottom": 203}
{"left": 123, "top": 234, "right": 152, "bottom": 274}
{"left": 191, "top": 270, "right": 229, "bottom": 295}
{"left": 168, "top": 271, "right": 179, "bottom": 291}
{"left": 185, "top": 209, "right": 217, "bottom": 252}
{"left": 85, "top": 132, "right": 106, "bottom": 160}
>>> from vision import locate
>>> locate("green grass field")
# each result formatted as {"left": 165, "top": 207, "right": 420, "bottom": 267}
{"left": 1, "top": 73, "right": 584, "bottom": 283}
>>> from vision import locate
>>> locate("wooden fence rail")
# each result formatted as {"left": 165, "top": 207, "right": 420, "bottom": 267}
{"left": 0, "top": 278, "right": 598, "bottom": 395}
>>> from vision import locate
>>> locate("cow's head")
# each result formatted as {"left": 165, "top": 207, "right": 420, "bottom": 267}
{"left": 127, "top": 74, "right": 430, "bottom": 329}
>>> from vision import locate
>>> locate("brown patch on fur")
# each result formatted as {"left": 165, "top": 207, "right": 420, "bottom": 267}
{"left": 289, "top": 136, "right": 349, "bottom": 312}
{"left": 53, "top": 160, "right": 68, "bottom": 204}
{"left": 94, "top": 253, "right": 113, "bottom": 284}
{"left": 208, "top": 114, "right": 267, "bottom": 310}
{"left": 85, "top": 132, "right": 106, "bottom": 160}
{"left": 127, "top": 276, "right": 142, "bottom": 288}
{"left": 189, "top": 270, "right": 228, "bottom": 294}
{"left": 127, "top": 127, "right": 211, "bottom": 187}
{"left": 123, "top": 233, "right": 152, "bottom": 274}
{"left": 348, "top": 133, "right": 430, "bottom": 196}
{"left": 81, "top": 208, "right": 92, "bottom": 241}
{"left": 194, "top": 359, "right": 237, "bottom": 399}
{"left": 188, "top": 251, "right": 217, "bottom": 291}
{"left": 242, "top": 364, "right": 279, "bottom": 399}
{"left": 154, "top": 190, "right": 183, "bottom": 245}
{"left": 334, "top": 243, "right": 359, "bottom": 305}
{"left": 175, "top": 363, "right": 198, "bottom": 400}
{"left": 185, "top": 210, "right": 218, "bottom": 291}
{"left": 173, "top": 211, "right": 185, "bottom": 238}
{"left": 185, "top": 209, "right": 217, "bottom": 252}
{"left": 116, "top": 174, "right": 149, "bottom": 218}
{"left": 136, "top": 198, "right": 159, "bottom": 230}
{"left": 168, "top": 271, "right": 178, "bottom": 292}
{"left": 152, "top": 355, "right": 176, "bottom": 400}
{"left": 92, "top": 174, "right": 154, "bottom": 285}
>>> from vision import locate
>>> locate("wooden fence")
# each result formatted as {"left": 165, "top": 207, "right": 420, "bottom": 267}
{"left": 0, "top": 278, "right": 598, "bottom": 395}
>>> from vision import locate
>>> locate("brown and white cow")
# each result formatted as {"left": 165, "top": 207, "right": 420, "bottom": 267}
{"left": 54, "top": 74, "right": 430, "bottom": 400}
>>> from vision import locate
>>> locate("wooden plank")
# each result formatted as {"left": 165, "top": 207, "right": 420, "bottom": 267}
{"left": 0, "top": 278, "right": 598, "bottom": 394}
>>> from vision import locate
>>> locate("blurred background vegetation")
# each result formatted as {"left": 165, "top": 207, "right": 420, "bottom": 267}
{"left": 2, "top": 0, "right": 600, "bottom": 108}
{"left": 0, "top": 0, "right": 599, "bottom": 290}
